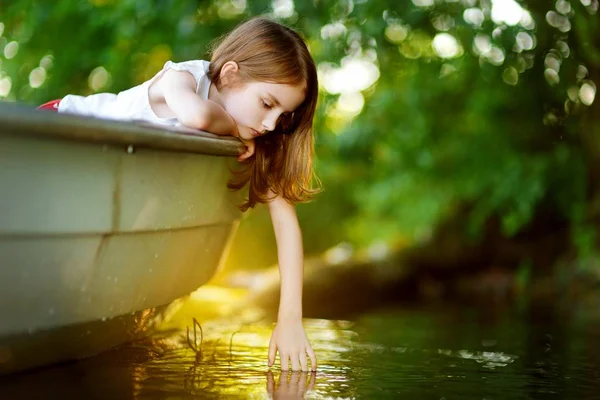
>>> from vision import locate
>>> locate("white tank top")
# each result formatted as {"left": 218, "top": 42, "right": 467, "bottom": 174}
{"left": 57, "top": 60, "right": 211, "bottom": 127}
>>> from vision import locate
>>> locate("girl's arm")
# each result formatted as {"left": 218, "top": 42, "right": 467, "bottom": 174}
{"left": 267, "top": 195, "right": 317, "bottom": 372}
{"left": 159, "top": 69, "right": 254, "bottom": 160}
{"left": 159, "top": 69, "right": 238, "bottom": 136}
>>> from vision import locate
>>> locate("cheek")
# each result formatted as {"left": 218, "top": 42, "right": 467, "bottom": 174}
{"left": 224, "top": 99, "right": 252, "bottom": 125}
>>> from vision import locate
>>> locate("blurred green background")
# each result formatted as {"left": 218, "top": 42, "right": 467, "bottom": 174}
{"left": 1, "top": 0, "right": 599, "bottom": 294}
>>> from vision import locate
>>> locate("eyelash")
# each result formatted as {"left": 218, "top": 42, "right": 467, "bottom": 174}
{"left": 260, "top": 100, "right": 293, "bottom": 130}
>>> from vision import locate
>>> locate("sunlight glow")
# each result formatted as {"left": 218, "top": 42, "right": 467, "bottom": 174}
{"left": 271, "top": 0, "right": 295, "bottom": 18}
{"left": 520, "top": 10, "right": 535, "bottom": 29}
{"left": 318, "top": 57, "right": 380, "bottom": 94}
{"left": 491, "top": 0, "right": 524, "bottom": 26}
{"left": 336, "top": 92, "right": 365, "bottom": 116}
{"left": 0, "top": 22, "right": 4, "bottom": 37}
{"left": 432, "top": 33, "right": 463, "bottom": 58}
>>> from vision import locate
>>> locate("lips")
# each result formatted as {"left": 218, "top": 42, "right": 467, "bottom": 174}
{"left": 250, "top": 128, "right": 260, "bottom": 137}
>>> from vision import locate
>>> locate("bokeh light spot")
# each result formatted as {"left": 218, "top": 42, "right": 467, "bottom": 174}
{"left": 544, "top": 68, "right": 560, "bottom": 86}
{"left": 4, "top": 41, "right": 18, "bottom": 59}
{"left": 40, "top": 55, "right": 54, "bottom": 70}
{"left": 473, "top": 34, "right": 492, "bottom": 55}
{"left": 432, "top": 33, "right": 463, "bottom": 59}
{"left": 491, "top": 0, "right": 526, "bottom": 26}
{"left": 88, "top": 66, "right": 111, "bottom": 91}
{"left": 463, "top": 8, "right": 485, "bottom": 27}
{"left": 271, "top": 0, "right": 295, "bottom": 18}
{"left": 0, "top": 76, "right": 11, "bottom": 97}
{"left": 502, "top": 66, "right": 518, "bottom": 86}
{"left": 579, "top": 81, "right": 596, "bottom": 106}
{"left": 29, "top": 67, "right": 46, "bottom": 88}
{"left": 515, "top": 32, "right": 535, "bottom": 52}
{"left": 321, "top": 22, "right": 347, "bottom": 40}
{"left": 412, "top": 0, "right": 434, "bottom": 7}
{"left": 385, "top": 24, "right": 409, "bottom": 43}
{"left": 336, "top": 92, "right": 365, "bottom": 116}
{"left": 319, "top": 58, "right": 380, "bottom": 95}
{"left": 546, "top": 11, "right": 571, "bottom": 32}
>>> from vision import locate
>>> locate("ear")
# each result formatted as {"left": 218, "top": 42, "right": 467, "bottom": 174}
{"left": 219, "top": 61, "right": 240, "bottom": 87}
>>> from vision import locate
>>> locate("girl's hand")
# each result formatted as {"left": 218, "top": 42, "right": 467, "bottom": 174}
{"left": 238, "top": 137, "right": 255, "bottom": 161}
{"left": 268, "top": 319, "right": 317, "bottom": 372}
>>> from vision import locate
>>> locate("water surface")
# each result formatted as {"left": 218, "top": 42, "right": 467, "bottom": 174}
{"left": 2, "top": 287, "right": 600, "bottom": 399}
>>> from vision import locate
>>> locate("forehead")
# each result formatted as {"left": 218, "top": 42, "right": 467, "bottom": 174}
{"left": 248, "top": 81, "right": 306, "bottom": 112}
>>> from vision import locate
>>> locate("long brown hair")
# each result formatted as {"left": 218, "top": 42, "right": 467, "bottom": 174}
{"left": 207, "top": 17, "right": 320, "bottom": 211}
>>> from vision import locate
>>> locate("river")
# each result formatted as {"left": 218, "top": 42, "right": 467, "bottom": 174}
{"left": 1, "top": 286, "right": 599, "bottom": 399}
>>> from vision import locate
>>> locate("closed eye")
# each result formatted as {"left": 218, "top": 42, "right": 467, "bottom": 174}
{"left": 261, "top": 100, "right": 273, "bottom": 110}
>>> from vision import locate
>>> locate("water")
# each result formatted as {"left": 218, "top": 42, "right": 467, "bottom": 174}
{"left": 2, "top": 288, "right": 600, "bottom": 399}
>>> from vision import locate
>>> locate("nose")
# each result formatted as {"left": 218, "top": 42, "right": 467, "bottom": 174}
{"left": 262, "top": 113, "right": 278, "bottom": 132}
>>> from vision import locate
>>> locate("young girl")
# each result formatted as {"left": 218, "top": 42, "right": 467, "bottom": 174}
{"left": 41, "top": 17, "right": 320, "bottom": 372}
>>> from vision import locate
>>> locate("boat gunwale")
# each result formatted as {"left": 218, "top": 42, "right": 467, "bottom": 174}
{"left": 0, "top": 103, "right": 244, "bottom": 156}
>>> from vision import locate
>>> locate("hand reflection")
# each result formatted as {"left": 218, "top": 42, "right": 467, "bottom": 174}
{"left": 266, "top": 370, "right": 316, "bottom": 399}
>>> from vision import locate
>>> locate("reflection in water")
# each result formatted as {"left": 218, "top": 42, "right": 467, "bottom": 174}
{"left": 2, "top": 286, "right": 600, "bottom": 398}
{"left": 267, "top": 370, "right": 316, "bottom": 399}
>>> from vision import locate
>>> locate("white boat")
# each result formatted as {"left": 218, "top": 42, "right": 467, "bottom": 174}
{"left": 0, "top": 103, "right": 244, "bottom": 374}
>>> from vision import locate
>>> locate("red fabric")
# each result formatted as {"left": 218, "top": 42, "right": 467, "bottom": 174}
{"left": 38, "top": 99, "right": 61, "bottom": 111}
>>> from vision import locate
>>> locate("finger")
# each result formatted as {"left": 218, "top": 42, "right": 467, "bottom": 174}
{"left": 299, "top": 349, "right": 309, "bottom": 372}
{"left": 280, "top": 352, "right": 289, "bottom": 371}
{"left": 288, "top": 371, "right": 300, "bottom": 392}
{"left": 298, "top": 371, "right": 307, "bottom": 393}
{"left": 266, "top": 371, "right": 274, "bottom": 392}
{"left": 268, "top": 340, "right": 277, "bottom": 367}
{"left": 307, "top": 371, "right": 316, "bottom": 391}
{"left": 306, "top": 345, "right": 317, "bottom": 371}
{"left": 290, "top": 352, "right": 301, "bottom": 372}
{"left": 237, "top": 151, "right": 250, "bottom": 161}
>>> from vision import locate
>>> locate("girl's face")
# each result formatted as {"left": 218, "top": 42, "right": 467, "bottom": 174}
{"left": 220, "top": 80, "right": 306, "bottom": 141}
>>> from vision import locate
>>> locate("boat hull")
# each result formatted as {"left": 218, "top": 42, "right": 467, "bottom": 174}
{"left": 0, "top": 105, "right": 243, "bottom": 373}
